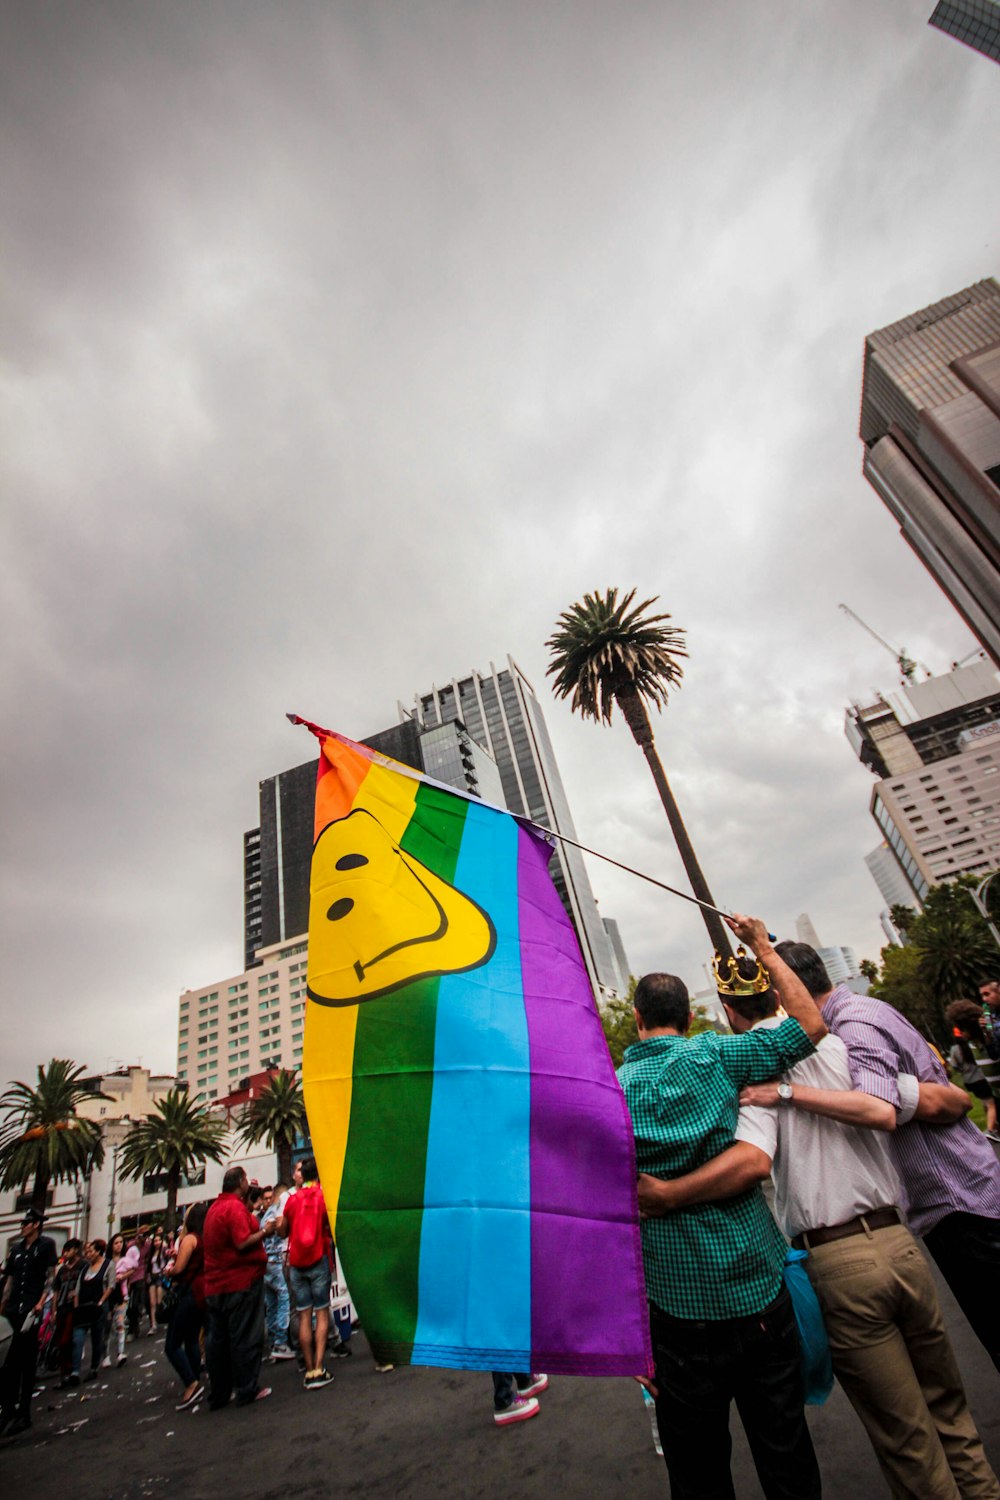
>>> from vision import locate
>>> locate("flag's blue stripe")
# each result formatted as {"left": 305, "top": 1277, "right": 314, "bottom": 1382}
{"left": 413, "top": 800, "right": 531, "bottom": 1360}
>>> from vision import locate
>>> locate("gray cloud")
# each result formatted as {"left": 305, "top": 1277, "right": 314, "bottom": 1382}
{"left": 1, "top": 0, "right": 997, "bottom": 1086}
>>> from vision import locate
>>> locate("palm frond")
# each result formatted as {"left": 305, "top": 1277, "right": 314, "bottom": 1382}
{"left": 545, "top": 587, "right": 687, "bottom": 725}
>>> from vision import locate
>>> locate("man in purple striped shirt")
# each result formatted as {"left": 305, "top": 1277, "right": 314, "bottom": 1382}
{"left": 775, "top": 941, "right": 1000, "bottom": 1374}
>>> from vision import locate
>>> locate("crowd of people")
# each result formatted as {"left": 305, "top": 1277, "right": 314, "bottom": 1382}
{"left": 0, "top": 1154, "right": 360, "bottom": 1437}
{"left": 1, "top": 921, "right": 999, "bottom": 1497}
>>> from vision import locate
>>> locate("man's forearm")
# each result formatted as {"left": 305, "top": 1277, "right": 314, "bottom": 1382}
{"left": 789, "top": 1084, "right": 895, "bottom": 1131}
{"left": 728, "top": 915, "right": 827, "bottom": 1043}
{"left": 637, "top": 1143, "right": 771, "bottom": 1216}
{"left": 915, "top": 1082, "right": 972, "bottom": 1124}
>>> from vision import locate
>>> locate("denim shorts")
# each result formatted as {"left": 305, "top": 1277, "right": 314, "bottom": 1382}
{"left": 289, "top": 1257, "right": 331, "bottom": 1312}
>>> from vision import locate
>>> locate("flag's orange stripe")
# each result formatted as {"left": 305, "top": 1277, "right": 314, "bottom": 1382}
{"left": 314, "top": 737, "right": 372, "bottom": 837}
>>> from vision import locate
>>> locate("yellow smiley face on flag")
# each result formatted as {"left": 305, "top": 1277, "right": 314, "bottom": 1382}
{"left": 306, "top": 809, "right": 497, "bottom": 1006}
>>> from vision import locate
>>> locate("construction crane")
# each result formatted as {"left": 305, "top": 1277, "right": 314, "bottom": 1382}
{"left": 838, "top": 604, "right": 929, "bottom": 684}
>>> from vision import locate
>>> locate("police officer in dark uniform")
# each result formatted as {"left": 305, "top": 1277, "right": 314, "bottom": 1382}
{"left": 0, "top": 1207, "right": 58, "bottom": 1438}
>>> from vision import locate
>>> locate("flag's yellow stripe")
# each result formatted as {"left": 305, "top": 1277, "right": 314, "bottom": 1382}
{"left": 304, "top": 740, "right": 419, "bottom": 1236}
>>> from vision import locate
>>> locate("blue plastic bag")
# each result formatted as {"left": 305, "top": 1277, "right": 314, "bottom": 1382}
{"left": 783, "top": 1247, "right": 833, "bottom": 1405}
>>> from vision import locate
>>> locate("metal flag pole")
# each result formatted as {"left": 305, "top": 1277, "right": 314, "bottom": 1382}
{"left": 288, "top": 713, "right": 772, "bottom": 938}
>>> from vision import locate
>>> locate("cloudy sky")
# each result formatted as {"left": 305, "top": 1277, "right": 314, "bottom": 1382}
{"left": 2, "top": 1, "right": 998, "bottom": 1089}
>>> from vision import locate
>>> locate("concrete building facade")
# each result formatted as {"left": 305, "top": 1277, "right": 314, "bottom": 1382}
{"left": 847, "top": 661, "right": 1000, "bottom": 900}
{"left": 859, "top": 279, "right": 1000, "bottom": 663}
{"left": 0, "top": 1066, "right": 280, "bottom": 1256}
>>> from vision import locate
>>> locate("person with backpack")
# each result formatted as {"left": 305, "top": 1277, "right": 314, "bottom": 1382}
{"left": 273, "top": 1156, "right": 334, "bottom": 1391}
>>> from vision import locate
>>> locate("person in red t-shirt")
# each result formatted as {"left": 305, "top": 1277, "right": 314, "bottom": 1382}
{"left": 202, "top": 1166, "right": 270, "bottom": 1409}
{"left": 274, "top": 1156, "right": 334, "bottom": 1391}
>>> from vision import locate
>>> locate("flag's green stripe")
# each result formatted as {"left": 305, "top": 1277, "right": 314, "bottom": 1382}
{"left": 336, "top": 782, "right": 469, "bottom": 1358}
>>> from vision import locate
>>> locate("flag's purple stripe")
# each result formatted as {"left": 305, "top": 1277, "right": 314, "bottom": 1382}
{"left": 517, "top": 827, "right": 653, "bottom": 1375}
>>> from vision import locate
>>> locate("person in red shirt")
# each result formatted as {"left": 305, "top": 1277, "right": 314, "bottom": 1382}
{"left": 274, "top": 1156, "right": 334, "bottom": 1391}
{"left": 202, "top": 1166, "right": 270, "bottom": 1409}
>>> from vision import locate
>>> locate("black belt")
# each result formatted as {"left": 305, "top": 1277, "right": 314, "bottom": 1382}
{"left": 791, "top": 1206, "right": 901, "bottom": 1250}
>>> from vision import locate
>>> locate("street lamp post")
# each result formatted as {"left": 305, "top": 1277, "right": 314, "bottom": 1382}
{"left": 969, "top": 873, "right": 1000, "bottom": 954}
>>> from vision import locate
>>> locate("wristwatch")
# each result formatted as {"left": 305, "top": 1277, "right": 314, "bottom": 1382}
{"left": 776, "top": 1082, "right": 794, "bottom": 1104}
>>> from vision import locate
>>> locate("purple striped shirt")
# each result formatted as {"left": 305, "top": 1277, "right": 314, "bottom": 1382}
{"left": 823, "top": 985, "right": 1000, "bottom": 1235}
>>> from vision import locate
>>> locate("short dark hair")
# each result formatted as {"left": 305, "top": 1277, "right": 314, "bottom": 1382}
{"left": 633, "top": 973, "right": 691, "bottom": 1033}
{"left": 724, "top": 989, "right": 779, "bottom": 1025}
{"left": 774, "top": 941, "right": 832, "bottom": 999}
{"left": 64, "top": 1238, "right": 82, "bottom": 1254}
{"left": 90, "top": 1238, "right": 107, "bottom": 1256}
{"left": 222, "top": 1165, "right": 247, "bottom": 1195}
{"left": 298, "top": 1155, "right": 318, "bottom": 1181}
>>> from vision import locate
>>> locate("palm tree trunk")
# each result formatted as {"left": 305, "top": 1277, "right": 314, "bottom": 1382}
{"left": 278, "top": 1137, "right": 293, "bottom": 1188}
{"left": 166, "top": 1165, "right": 179, "bottom": 1235}
{"left": 30, "top": 1165, "right": 49, "bottom": 1216}
{"left": 615, "top": 687, "right": 733, "bottom": 962}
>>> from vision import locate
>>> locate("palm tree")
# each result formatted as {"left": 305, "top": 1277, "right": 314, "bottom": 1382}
{"left": 546, "top": 587, "right": 732, "bottom": 960}
{"left": 234, "top": 1069, "right": 306, "bottom": 1185}
{"left": 119, "top": 1088, "right": 227, "bottom": 1233}
{"left": 912, "top": 880, "right": 998, "bottom": 1009}
{"left": 0, "top": 1059, "right": 109, "bottom": 1214}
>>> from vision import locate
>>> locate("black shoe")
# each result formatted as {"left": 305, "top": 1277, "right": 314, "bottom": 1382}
{"left": 327, "top": 1342, "right": 352, "bottom": 1359}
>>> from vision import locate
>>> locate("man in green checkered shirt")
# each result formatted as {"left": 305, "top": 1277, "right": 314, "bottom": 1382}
{"left": 617, "top": 914, "right": 826, "bottom": 1500}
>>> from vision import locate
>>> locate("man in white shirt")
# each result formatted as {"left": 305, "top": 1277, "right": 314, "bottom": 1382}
{"left": 638, "top": 973, "right": 999, "bottom": 1500}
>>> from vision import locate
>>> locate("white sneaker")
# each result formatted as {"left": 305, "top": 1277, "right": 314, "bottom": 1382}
{"left": 517, "top": 1374, "right": 548, "bottom": 1398}
{"left": 494, "top": 1396, "right": 539, "bottom": 1426}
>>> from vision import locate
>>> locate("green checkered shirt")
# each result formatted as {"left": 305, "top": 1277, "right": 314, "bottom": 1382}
{"left": 617, "top": 1019, "right": 815, "bottom": 1320}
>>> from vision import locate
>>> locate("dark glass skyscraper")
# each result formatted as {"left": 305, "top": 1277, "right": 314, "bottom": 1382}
{"left": 243, "top": 719, "right": 504, "bottom": 969}
{"left": 859, "top": 279, "right": 1000, "bottom": 664}
{"left": 403, "top": 656, "right": 622, "bottom": 996}
{"left": 929, "top": 1, "right": 1000, "bottom": 63}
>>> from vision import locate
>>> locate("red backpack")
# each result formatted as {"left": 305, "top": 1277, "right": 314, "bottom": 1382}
{"left": 288, "top": 1184, "right": 326, "bottom": 1267}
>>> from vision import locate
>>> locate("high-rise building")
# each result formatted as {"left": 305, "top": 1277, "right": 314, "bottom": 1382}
{"left": 929, "top": 1, "right": 1000, "bottom": 63}
{"left": 403, "top": 656, "right": 621, "bottom": 996}
{"left": 178, "top": 935, "right": 310, "bottom": 1102}
{"left": 242, "top": 719, "right": 504, "bottom": 969}
{"left": 847, "top": 660, "right": 1000, "bottom": 900}
{"left": 859, "top": 279, "right": 1000, "bottom": 663}
{"left": 794, "top": 914, "right": 860, "bottom": 986}
{"left": 865, "top": 842, "right": 925, "bottom": 911}
{"left": 602, "top": 917, "right": 632, "bottom": 993}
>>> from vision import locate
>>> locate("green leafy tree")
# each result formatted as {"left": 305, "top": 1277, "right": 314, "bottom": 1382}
{"left": 119, "top": 1088, "right": 227, "bottom": 1232}
{"left": 859, "top": 958, "right": 879, "bottom": 983}
{"left": 912, "top": 879, "right": 998, "bottom": 1007}
{"left": 234, "top": 1068, "right": 307, "bottom": 1185}
{"left": 0, "top": 1060, "right": 108, "bottom": 1214}
{"left": 546, "top": 588, "right": 731, "bottom": 960}
{"left": 869, "top": 943, "right": 945, "bottom": 1049}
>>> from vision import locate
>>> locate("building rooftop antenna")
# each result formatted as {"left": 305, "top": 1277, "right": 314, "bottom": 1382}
{"left": 838, "top": 603, "right": 930, "bottom": 685}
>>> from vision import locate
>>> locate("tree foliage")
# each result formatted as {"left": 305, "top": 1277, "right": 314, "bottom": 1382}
{"left": 546, "top": 587, "right": 731, "bottom": 959}
{"left": 0, "top": 1060, "right": 108, "bottom": 1213}
{"left": 119, "top": 1087, "right": 227, "bottom": 1232}
{"left": 234, "top": 1068, "right": 307, "bottom": 1186}
{"left": 870, "top": 875, "right": 1000, "bottom": 1050}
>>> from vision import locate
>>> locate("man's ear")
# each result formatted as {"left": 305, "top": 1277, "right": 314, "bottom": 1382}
{"left": 633, "top": 1006, "right": 643, "bottom": 1035}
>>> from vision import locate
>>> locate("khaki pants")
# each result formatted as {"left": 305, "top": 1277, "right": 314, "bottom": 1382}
{"left": 806, "top": 1222, "right": 998, "bottom": 1500}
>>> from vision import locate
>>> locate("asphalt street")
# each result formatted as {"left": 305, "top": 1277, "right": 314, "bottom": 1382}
{"left": 3, "top": 1260, "right": 998, "bottom": 1500}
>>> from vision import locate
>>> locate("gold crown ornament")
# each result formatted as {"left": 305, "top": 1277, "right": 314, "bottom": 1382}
{"left": 712, "top": 947, "right": 770, "bottom": 997}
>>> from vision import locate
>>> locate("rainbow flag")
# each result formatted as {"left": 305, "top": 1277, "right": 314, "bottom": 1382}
{"left": 298, "top": 722, "right": 651, "bottom": 1376}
